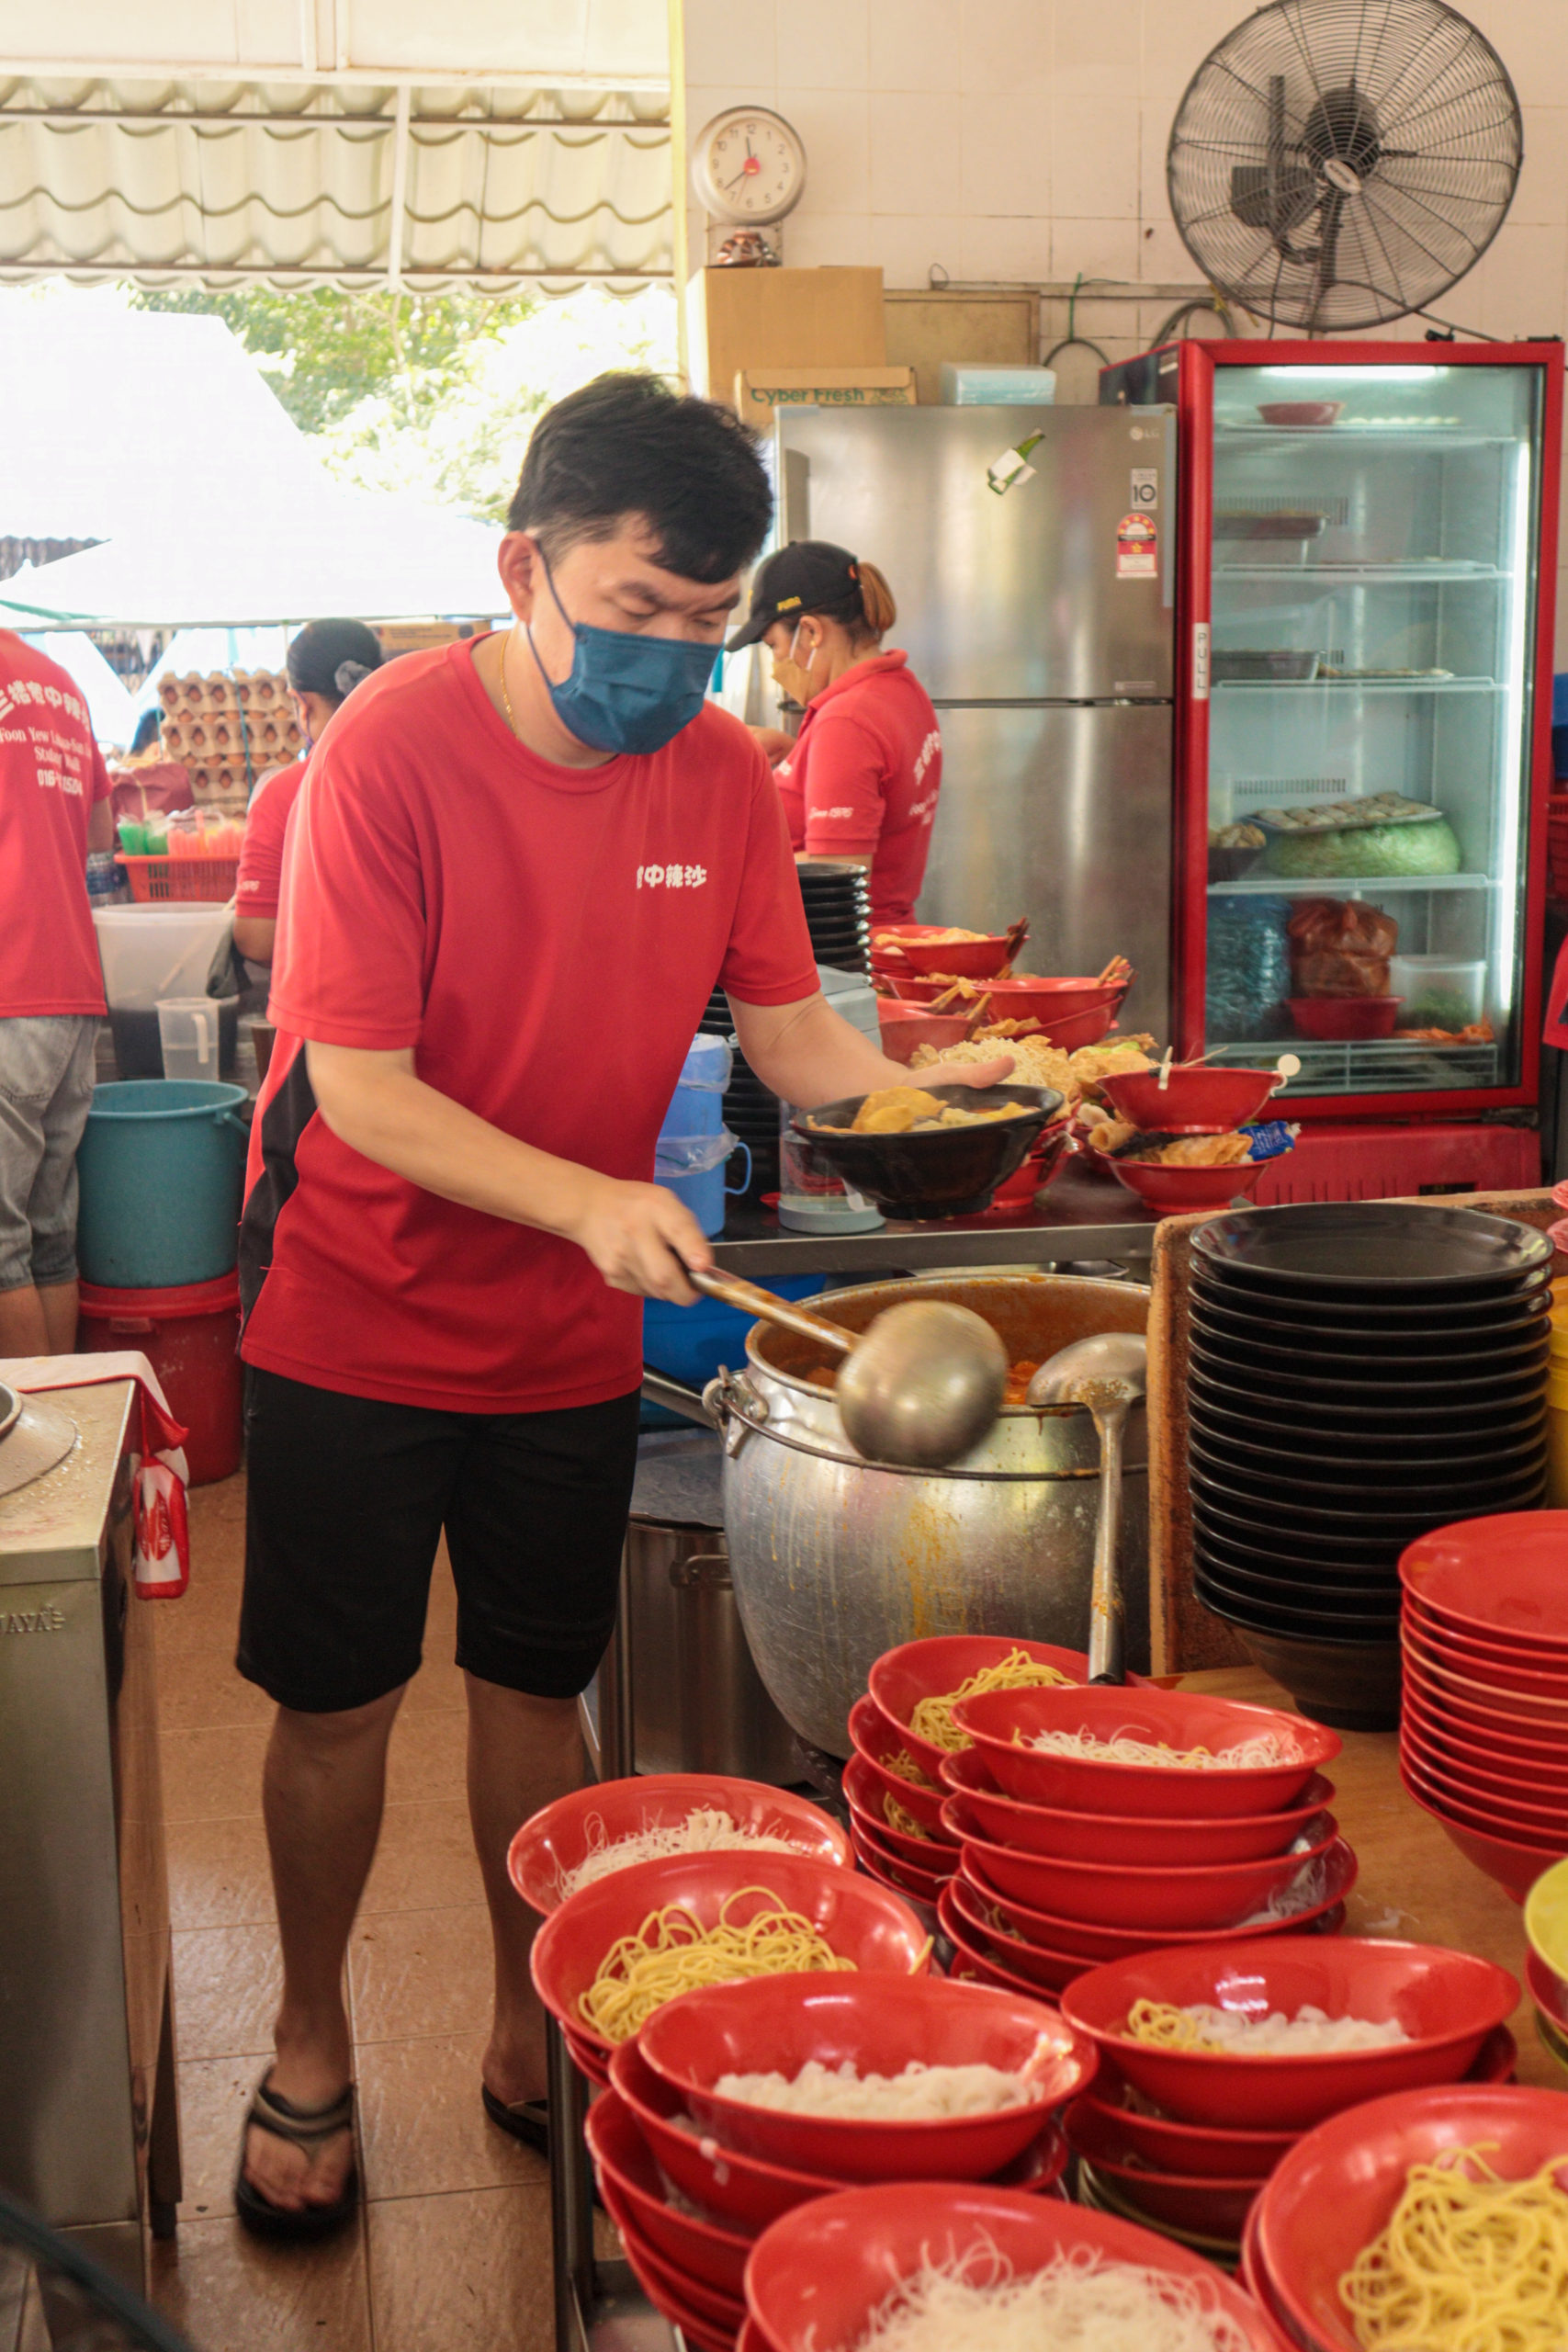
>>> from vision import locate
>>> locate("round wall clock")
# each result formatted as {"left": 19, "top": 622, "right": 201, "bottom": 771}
{"left": 692, "top": 107, "right": 807, "bottom": 227}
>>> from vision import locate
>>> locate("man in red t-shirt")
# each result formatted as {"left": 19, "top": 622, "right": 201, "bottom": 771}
{"left": 0, "top": 634, "right": 114, "bottom": 1355}
{"left": 232, "top": 375, "right": 1007, "bottom": 2238}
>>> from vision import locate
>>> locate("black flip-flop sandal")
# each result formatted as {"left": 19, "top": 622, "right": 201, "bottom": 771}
{"left": 481, "top": 2084, "right": 549, "bottom": 2158}
{"left": 234, "top": 2075, "right": 359, "bottom": 2242}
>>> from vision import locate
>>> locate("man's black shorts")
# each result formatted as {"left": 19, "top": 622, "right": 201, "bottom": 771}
{"left": 237, "top": 1365, "right": 642, "bottom": 1713}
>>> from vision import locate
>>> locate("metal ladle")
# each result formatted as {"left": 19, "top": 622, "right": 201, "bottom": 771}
{"left": 689, "top": 1270, "right": 1007, "bottom": 1469}
{"left": 1026, "top": 1331, "right": 1148, "bottom": 1683}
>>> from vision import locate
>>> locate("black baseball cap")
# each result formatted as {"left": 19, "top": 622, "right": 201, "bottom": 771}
{"left": 726, "top": 540, "right": 861, "bottom": 651}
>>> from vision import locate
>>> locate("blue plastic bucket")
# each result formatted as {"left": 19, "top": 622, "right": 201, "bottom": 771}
{"left": 75, "top": 1080, "right": 249, "bottom": 1288}
{"left": 654, "top": 1137, "right": 751, "bottom": 1238}
{"left": 662, "top": 1035, "right": 731, "bottom": 1142}
{"left": 643, "top": 1274, "right": 827, "bottom": 1395}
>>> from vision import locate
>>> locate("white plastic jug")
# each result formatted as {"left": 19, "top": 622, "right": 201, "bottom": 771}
{"left": 157, "top": 998, "right": 223, "bottom": 1080}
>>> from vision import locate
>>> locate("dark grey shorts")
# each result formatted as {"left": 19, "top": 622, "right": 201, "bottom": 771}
{"left": 0, "top": 1013, "right": 98, "bottom": 1290}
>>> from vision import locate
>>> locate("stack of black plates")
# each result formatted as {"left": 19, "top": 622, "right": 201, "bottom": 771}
{"left": 696, "top": 987, "right": 732, "bottom": 1038}
{"left": 722, "top": 1051, "right": 781, "bottom": 1201}
{"left": 1186, "top": 1202, "right": 1553, "bottom": 1732}
{"left": 797, "top": 860, "right": 871, "bottom": 978}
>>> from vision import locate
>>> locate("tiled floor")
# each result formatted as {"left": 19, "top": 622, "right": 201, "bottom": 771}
{"left": 150, "top": 1472, "right": 563, "bottom": 2351}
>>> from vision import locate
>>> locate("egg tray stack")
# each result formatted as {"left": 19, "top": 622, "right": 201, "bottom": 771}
{"left": 1185, "top": 1201, "right": 1553, "bottom": 1734}
{"left": 156, "top": 671, "right": 301, "bottom": 813}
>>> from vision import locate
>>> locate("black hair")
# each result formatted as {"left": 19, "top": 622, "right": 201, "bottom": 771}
{"left": 130, "top": 707, "right": 163, "bottom": 754}
{"left": 507, "top": 372, "right": 773, "bottom": 584}
{"left": 287, "top": 619, "right": 384, "bottom": 706}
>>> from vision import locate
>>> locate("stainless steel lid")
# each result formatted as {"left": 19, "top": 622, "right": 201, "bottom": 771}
{"left": 0, "top": 1383, "right": 78, "bottom": 1500}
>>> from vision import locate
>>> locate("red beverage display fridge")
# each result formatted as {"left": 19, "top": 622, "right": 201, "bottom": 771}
{"left": 1102, "top": 339, "right": 1563, "bottom": 1202}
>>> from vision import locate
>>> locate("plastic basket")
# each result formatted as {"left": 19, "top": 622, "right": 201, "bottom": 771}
{"left": 118, "top": 854, "right": 240, "bottom": 904}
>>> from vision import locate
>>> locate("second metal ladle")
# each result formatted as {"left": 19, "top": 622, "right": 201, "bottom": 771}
{"left": 1026, "top": 1331, "right": 1148, "bottom": 1683}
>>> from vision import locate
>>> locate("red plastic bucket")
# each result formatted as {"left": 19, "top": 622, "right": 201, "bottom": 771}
{"left": 76, "top": 1272, "right": 242, "bottom": 1487}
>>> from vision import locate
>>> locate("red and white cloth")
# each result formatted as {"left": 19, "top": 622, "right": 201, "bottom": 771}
{"left": 7, "top": 1352, "right": 191, "bottom": 1597}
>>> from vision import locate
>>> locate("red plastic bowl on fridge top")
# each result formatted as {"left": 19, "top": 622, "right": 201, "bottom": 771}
{"left": 637, "top": 1973, "right": 1092, "bottom": 2185}
{"left": 529, "top": 1849, "right": 929, "bottom": 2071}
{"left": 960, "top": 1839, "right": 1356, "bottom": 1963}
{"left": 945, "top": 1798, "right": 1338, "bottom": 1932}
{"left": 585, "top": 2091, "right": 753, "bottom": 2293}
{"left": 1058, "top": 1939, "right": 1519, "bottom": 2131}
{"left": 951, "top": 1685, "right": 1338, "bottom": 1818}
{"left": 866, "top": 1634, "right": 1117, "bottom": 1787}
{"left": 939, "top": 1746, "right": 1337, "bottom": 1867}
{"left": 1097, "top": 1064, "right": 1282, "bottom": 1135}
{"left": 845, "top": 1696, "right": 948, "bottom": 1833}
{"left": 1108, "top": 1156, "right": 1270, "bottom": 1216}
{"left": 840, "top": 1750, "right": 958, "bottom": 1861}
{"left": 1288, "top": 995, "right": 1401, "bottom": 1040}
{"left": 1399, "top": 1512, "right": 1568, "bottom": 1644}
{"left": 741, "top": 2183, "right": 1290, "bottom": 2352}
{"left": 1254, "top": 2086, "right": 1568, "bottom": 2352}
{"left": 507, "top": 1775, "right": 851, "bottom": 1916}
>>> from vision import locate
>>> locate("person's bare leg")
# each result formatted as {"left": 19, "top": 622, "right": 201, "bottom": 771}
{"left": 0, "top": 1283, "right": 49, "bottom": 1356}
{"left": 37, "top": 1279, "right": 78, "bottom": 1353}
{"left": 465, "top": 1671, "right": 585, "bottom": 2107}
{"left": 243, "top": 1686, "right": 405, "bottom": 2211}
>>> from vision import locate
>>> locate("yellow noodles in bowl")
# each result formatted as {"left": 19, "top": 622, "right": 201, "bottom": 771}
{"left": 908, "top": 1646, "right": 1074, "bottom": 1754}
{"left": 1339, "top": 2143, "right": 1568, "bottom": 2350}
{"left": 577, "top": 1886, "right": 857, "bottom": 2044}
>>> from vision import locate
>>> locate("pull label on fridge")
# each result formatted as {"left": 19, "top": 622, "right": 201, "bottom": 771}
{"left": 1191, "top": 621, "right": 1211, "bottom": 702}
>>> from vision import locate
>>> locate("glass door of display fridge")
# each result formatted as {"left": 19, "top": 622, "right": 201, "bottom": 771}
{"left": 1173, "top": 345, "right": 1562, "bottom": 1117}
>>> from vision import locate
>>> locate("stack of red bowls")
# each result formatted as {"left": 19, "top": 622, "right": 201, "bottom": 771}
{"left": 1398, "top": 1511, "right": 1568, "bottom": 1900}
{"left": 741, "top": 2182, "right": 1290, "bottom": 2352}
{"left": 1094, "top": 1060, "right": 1282, "bottom": 1216}
{"left": 1245, "top": 2086, "right": 1563, "bottom": 2349}
{"left": 529, "top": 1849, "right": 929, "bottom": 2088}
{"left": 932, "top": 1683, "right": 1351, "bottom": 1998}
{"left": 588, "top": 1974, "right": 1093, "bottom": 2352}
{"left": 849, "top": 1634, "right": 1136, "bottom": 1913}
{"left": 1062, "top": 1939, "right": 1519, "bottom": 2261}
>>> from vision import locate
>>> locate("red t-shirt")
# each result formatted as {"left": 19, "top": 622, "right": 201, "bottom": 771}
{"left": 773, "top": 650, "right": 942, "bottom": 926}
{"left": 235, "top": 759, "right": 306, "bottom": 921}
{"left": 0, "top": 633, "right": 112, "bottom": 1016}
{"left": 241, "top": 639, "right": 818, "bottom": 1413}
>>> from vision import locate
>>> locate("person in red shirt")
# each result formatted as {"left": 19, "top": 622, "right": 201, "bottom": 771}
{"left": 0, "top": 634, "right": 115, "bottom": 1355}
{"left": 731, "top": 541, "right": 942, "bottom": 925}
{"left": 233, "top": 619, "right": 383, "bottom": 968}
{"left": 232, "top": 374, "right": 1008, "bottom": 2239}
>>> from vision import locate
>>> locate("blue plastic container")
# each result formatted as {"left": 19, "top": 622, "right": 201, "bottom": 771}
{"left": 75, "top": 1080, "right": 249, "bottom": 1288}
{"left": 642, "top": 1275, "right": 827, "bottom": 1393}
{"left": 654, "top": 1134, "right": 750, "bottom": 1237}
{"left": 662, "top": 1035, "right": 731, "bottom": 1141}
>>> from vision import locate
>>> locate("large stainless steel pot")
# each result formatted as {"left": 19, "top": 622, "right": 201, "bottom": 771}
{"left": 708, "top": 1274, "right": 1150, "bottom": 1758}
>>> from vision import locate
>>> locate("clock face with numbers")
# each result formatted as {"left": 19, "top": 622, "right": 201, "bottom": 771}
{"left": 693, "top": 107, "right": 807, "bottom": 227}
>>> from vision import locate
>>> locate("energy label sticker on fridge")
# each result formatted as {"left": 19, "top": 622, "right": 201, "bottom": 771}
{"left": 1116, "top": 514, "right": 1157, "bottom": 578}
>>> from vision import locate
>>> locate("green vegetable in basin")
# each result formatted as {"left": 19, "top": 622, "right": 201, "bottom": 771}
{"left": 1264, "top": 817, "right": 1462, "bottom": 880}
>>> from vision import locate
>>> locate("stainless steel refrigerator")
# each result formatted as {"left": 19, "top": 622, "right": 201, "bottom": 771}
{"left": 773, "top": 404, "right": 1178, "bottom": 1039}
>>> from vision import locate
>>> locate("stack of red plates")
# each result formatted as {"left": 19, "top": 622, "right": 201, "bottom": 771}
{"left": 1398, "top": 1512, "right": 1568, "bottom": 1900}
{"left": 1061, "top": 1939, "right": 1518, "bottom": 2258}
{"left": 848, "top": 1635, "right": 1134, "bottom": 1911}
{"left": 1244, "top": 2086, "right": 1561, "bottom": 2350}
{"left": 931, "top": 1683, "right": 1351, "bottom": 1997}
{"left": 589, "top": 1974, "right": 1090, "bottom": 2351}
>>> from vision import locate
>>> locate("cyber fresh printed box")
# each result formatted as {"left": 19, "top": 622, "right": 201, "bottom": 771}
{"left": 735, "top": 368, "right": 917, "bottom": 417}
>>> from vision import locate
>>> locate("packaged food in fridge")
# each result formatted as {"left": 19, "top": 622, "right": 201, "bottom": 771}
{"left": 1263, "top": 817, "right": 1461, "bottom": 879}
{"left": 1287, "top": 899, "right": 1399, "bottom": 999}
{"left": 1205, "top": 897, "right": 1293, "bottom": 1044}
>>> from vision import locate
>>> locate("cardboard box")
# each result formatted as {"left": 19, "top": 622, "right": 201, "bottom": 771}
{"left": 884, "top": 289, "right": 1039, "bottom": 404}
{"left": 735, "top": 367, "right": 916, "bottom": 416}
{"left": 688, "top": 266, "right": 886, "bottom": 405}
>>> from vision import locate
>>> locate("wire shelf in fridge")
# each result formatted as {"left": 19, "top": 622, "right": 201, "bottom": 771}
{"left": 1206, "top": 1036, "right": 1503, "bottom": 1096}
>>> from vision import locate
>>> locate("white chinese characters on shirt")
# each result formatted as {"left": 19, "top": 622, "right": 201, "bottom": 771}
{"left": 637, "top": 864, "right": 708, "bottom": 889}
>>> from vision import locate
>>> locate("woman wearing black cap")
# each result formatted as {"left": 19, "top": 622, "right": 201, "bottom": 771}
{"left": 729, "top": 540, "right": 942, "bottom": 927}
{"left": 233, "top": 619, "right": 383, "bottom": 967}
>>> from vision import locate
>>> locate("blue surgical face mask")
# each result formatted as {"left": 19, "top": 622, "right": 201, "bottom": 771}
{"left": 525, "top": 551, "right": 718, "bottom": 756}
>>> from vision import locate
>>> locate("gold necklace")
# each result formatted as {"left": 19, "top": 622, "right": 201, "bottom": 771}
{"left": 498, "top": 626, "right": 519, "bottom": 736}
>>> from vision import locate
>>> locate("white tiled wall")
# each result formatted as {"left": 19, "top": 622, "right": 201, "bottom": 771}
{"left": 679, "top": 0, "right": 1568, "bottom": 650}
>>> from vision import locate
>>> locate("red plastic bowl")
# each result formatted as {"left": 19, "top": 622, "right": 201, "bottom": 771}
{"left": 1399, "top": 1687, "right": 1568, "bottom": 1798}
{"left": 1109, "top": 1156, "right": 1269, "bottom": 1215}
{"left": 604, "top": 2188, "right": 746, "bottom": 2342}
{"left": 742, "top": 2183, "right": 1288, "bottom": 2352}
{"left": 610, "top": 2040, "right": 845, "bottom": 2233}
{"left": 1072, "top": 2072, "right": 1300, "bottom": 2180}
{"left": 939, "top": 1746, "right": 1336, "bottom": 1867}
{"left": 841, "top": 1751, "right": 957, "bottom": 1862}
{"left": 1400, "top": 1725, "right": 1568, "bottom": 1832}
{"left": 1400, "top": 1512, "right": 1568, "bottom": 1644}
{"left": 945, "top": 1795, "right": 1338, "bottom": 1933}
{"left": 941, "top": 1878, "right": 1090, "bottom": 1996}
{"left": 1402, "top": 1623, "right": 1568, "bottom": 1720}
{"left": 529, "top": 1849, "right": 930, "bottom": 2069}
{"left": 984, "top": 1123, "right": 1072, "bottom": 1212}
{"left": 637, "top": 1973, "right": 1094, "bottom": 2184}
{"left": 897, "top": 933, "right": 1016, "bottom": 980}
{"left": 508, "top": 1775, "right": 851, "bottom": 1916}
{"left": 1405, "top": 1602, "right": 1568, "bottom": 1685}
{"left": 1099, "top": 1064, "right": 1282, "bottom": 1134}
{"left": 867, "top": 1635, "right": 1111, "bottom": 1787}
{"left": 962, "top": 1840, "right": 1356, "bottom": 1963}
{"left": 848, "top": 1817, "right": 952, "bottom": 1904}
{"left": 1066, "top": 2099, "right": 1264, "bottom": 2239}
{"left": 1401, "top": 1650, "right": 1568, "bottom": 1744}
{"left": 846, "top": 1696, "right": 948, "bottom": 1832}
{"left": 1258, "top": 401, "right": 1344, "bottom": 426}
{"left": 1289, "top": 995, "right": 1401, "bottom": 1040}
{"left": 952, "top": 1685, "right": 1338, "bottom": 1819}
{"left": 586, "top": 2090, "right": 753, "bottom": 2293}
{"left": 1413, "top": 1796, "right": 1568, "bottom": 1903}
{"left": 1254, "top": 2086, "right": 1568, "bottom": 2352}
{"left": 1059, "top": 1939, "right": 1519, "bottom": 2131}
{"left": 875, "top": 1005, "right": 973, "bottom": 1064}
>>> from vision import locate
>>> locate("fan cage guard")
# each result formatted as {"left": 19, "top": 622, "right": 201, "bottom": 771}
{"left": 1168, "top": 0, "right": 1522, "bottom": 332}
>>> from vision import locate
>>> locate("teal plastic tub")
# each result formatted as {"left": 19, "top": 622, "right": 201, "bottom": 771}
{"left": 75, "top": 1080, "right": 250, "bottom": 1288}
